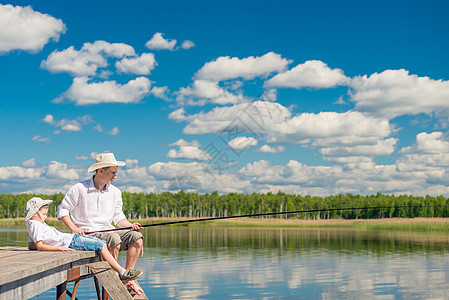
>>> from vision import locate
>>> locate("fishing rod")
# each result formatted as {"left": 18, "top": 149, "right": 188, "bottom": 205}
{"left": 84, "top": 205, "right": 420, "bottom": 234}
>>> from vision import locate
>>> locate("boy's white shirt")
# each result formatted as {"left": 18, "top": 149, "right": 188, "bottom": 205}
{"left": 26, "top": 219, "right": 74, "bottom": 247}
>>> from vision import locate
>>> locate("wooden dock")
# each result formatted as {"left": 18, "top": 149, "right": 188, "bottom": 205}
{"left": 0, "top": 247, "right": 148, "bottom": 300}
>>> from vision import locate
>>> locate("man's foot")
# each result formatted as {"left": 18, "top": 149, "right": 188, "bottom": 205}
{"left": 126, "top": 280, "right": 144, "bottom": 295}
{"left": 119, "top": 269, "right": 143, "bottom": 283}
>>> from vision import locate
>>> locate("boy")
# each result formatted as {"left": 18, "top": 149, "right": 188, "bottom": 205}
{"left": 24, "top": 197, "right": 143, "bottom": 283}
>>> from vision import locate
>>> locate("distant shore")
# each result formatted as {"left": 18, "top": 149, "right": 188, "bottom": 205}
{"left": 3, "top": 217, "right": 449, "bottom": 231}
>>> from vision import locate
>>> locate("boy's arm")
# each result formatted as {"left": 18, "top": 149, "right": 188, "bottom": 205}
{"left": 35, "top": 241, "right": 75, "bottom": 252}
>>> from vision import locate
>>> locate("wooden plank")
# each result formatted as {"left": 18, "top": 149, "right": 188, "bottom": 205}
{"left": 88, "top": 261, "right": 133, "bottom": 300}
{"left": 0, "top": 247, "right": 97, "bottom": 285}
{"left": 0, "top": 247, "right": 98, "bottom": 299}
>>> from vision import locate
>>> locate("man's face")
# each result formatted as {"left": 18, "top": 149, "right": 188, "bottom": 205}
{"left": 101, "top": 166, "right": 118, "bottom": 184}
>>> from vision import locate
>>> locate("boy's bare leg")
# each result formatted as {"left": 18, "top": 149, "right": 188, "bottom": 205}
{"left": 99, "top": 245, "right": 123, "bottom": 272}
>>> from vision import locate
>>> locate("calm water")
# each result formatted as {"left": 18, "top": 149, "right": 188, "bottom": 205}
{"left": 2, "top": 225, "right": 449, "bottom": 299}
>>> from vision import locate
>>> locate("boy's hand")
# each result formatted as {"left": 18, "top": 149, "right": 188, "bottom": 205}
{"left": 59, "top": 247, "right": 75, "bottom": 251}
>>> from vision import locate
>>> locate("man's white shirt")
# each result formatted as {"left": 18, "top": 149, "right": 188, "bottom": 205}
{"left": 57, "top": 178, "right": 126, "bottom": 232}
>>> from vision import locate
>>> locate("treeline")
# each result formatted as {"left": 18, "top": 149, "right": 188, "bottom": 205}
{"left": 1, "top": 191, "right": 449, "bottom": 220}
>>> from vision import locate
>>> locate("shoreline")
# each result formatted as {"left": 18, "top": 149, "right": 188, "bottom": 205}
{"left": 3, "top": 217, "right": 449, "bottom": 231}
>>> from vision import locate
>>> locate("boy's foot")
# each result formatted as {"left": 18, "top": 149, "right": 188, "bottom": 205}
{"left": 119, "top": 269, "right": 143, "bottom": 283}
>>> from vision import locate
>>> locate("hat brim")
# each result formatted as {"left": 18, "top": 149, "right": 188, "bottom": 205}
{"left": 25, "top": 199, "right": 53, "bottom": 222}
{"left": 88, "top": 161, "right": 126, "bottom": 173}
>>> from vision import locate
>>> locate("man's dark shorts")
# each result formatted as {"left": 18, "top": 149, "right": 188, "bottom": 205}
{"left": 88, "top": 230, "right": 143, "bottom": 251}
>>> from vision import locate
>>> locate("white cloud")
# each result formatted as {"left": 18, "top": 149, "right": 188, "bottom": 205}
{"left": 167, "top": 146, "right": 212, "bottom": 160}
{"left": 257, "top": 145, "right": 285, "bottom": 153}
{"left": 148, "top": 161, "right": 209, "bottom": 180}
{"left": 168, "top": 108, "right": 188, "bottom": 122}
{"left": 93, "top": 124, "right": 104, "bottom": 132}
{"left": 75, "top": 155, "right": 89, "bottom": 160}
{"left": 266, "top": 111, "right": 391, "bottom": 144}
{"left": 32, "top": 135, "right": 51, "bottom": 145}
{"left": 171, "top": 101, "right": 290, "bottom": 135}
{"left": 22, "top": 158, "right": 36, "bottom": 168}
{"left": 151, "top": 86, "right": 171, "bottom": 101}
{"left": 45, "top": 161, "right": 79, "bottom": 180}
{"left": 0, "top": 4, "right": 66, "bottom": 53}
{"left": 195, "top": 52, "right": 291, "bottom": 82}
{"left": 145, "top": 32, "right": 177, "bottom": 50}
{"left": 0, "top": 166, "right": 41, "bottom": 180}
{"left": 350, "top": 69, "right": 449, "bottom": 119}
{"left": 75, "top": 152, "right": 101, "bottom": 161}
{"left": 228, "top": 136, "right": 258, "bottom": 151}
{"left": 239, "top": 160, "right": 343, "bottom": 187}
{"left": 173, "top": 101, "right": 391, "bottom": 153}
{"left": 115, "top": 53, "right": 157, "bottom": 75}
{"left": 56, "top": 77, "right": 151, "bottom": 105}
{"left": 169, "top": 139, "right": 201, "bottom": 147}
{"left": 3, "top": 151, "right": 449, "bottom": 196}
{"left": 108, "top": 127, "right": 120, "bottom": 136}
{"left": 176, "top": 80, "right": 245, "bottom": 106}
{"left": 260, "top": 89, "right": 277, "bottom": 102}
{"left": 124, "top": 159, "right": 139, "bottom": 169}
{"left": 401, "top": 132, "right": 449, "bottom": 154}
{"left": 319, "top": 138, "right": 397, "bottom": 162}
{"left": 181, "top": 40, "right": 195, "bottom": 49}
{"left": 41, "top": 41, "right": 136, "bottom": 76}
{"left": 264, "top": 60, "right": 348, "bottom": 89}
{"left": 42, "top": 114, "right": 93, "bottom": 134}
{"left": 167, "top": 139, "right": 211, "bottom": 160}
{"left": 395, "top": 132, "right": 449, "bottom": 186}
{"left": 172, "top": 101, "right": 395, "bottom": 163}
{"left": 94, "top": 124, "right": 119, "bottom": 135}
{"left": 148, "top": 161, "right": 250, "bottom": 193}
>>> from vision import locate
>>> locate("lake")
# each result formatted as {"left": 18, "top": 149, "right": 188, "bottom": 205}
{"left": 2, "top": 225, "right": 449, "bottom": 299}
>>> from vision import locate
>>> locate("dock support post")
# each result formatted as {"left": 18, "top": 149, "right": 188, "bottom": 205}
{"left": 56, "top": 281, "right": 67, "bottom": 300}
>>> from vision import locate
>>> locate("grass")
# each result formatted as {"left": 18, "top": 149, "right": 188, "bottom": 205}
{"left": 3, "top": 217, "right": 449, "bottom": 232}
{"left": 130, "top": 217, "right": 449, "bottom": 232}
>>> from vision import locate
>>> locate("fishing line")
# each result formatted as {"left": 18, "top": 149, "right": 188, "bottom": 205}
{"left": 84, "top": 205, "right": 433, "bottom": 234}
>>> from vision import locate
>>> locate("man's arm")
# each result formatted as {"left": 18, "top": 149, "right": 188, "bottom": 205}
{"left": 60, "top": 216, "right": 86, "bottom": 234}
{"left": 116, "top": 218, "right": 143, "bottom": 231}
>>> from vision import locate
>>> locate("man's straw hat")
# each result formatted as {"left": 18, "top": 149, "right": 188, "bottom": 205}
{"left": 88, "top": 153, "right": 126, "bottom": 173}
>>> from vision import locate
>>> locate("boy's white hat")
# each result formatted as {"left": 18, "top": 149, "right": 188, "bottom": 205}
{"left": 24, "top": 197, "right": 53, "bottom": 222}
{"left": 87, "top": 153, "right": 126, "bottom": 173}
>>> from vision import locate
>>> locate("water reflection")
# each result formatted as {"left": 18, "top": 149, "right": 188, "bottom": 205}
{"left": 135, "top": 227, "right": 449, "bottom": 299}
{"left": 2, "top": 226, "right": 449, "bottom": 299}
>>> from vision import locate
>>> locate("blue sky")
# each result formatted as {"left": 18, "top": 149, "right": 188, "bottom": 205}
{"left": 1, "top": 0, "right": 449, "bottom": 196}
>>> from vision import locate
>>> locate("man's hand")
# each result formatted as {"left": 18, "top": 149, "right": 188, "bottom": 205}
{"left": 71, "top": 227, "right": 86, "bottom": 235}
{"left": 60, "top": 216, "right": 85, "bottom": 234}
{"left": 117, "top": 219, "right": 143, "bottom": 231}
{"left": 131, "top": 222, "right": 143, "bottom": 231}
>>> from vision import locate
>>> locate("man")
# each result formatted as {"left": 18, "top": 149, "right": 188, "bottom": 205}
{"left": 57, "top": 152, "right": 144, "bottom": 294}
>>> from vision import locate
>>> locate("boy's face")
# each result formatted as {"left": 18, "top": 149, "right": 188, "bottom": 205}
{"left": 32, "top": 206, "right": 49, "bottom": 222}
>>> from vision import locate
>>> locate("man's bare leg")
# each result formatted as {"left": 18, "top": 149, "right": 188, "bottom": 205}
{"left": 125, "top": 238, "right": 143, "bottom": 269}
{"left": 125, "top": 238, "right": 144, "bottom": 295}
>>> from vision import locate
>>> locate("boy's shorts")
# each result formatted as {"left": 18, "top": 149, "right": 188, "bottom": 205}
{"left": 69, "top": 234, "right": 105, "bottom": 253}
{"left": 88, "top": 230, "right": 143, "bottom": 251}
